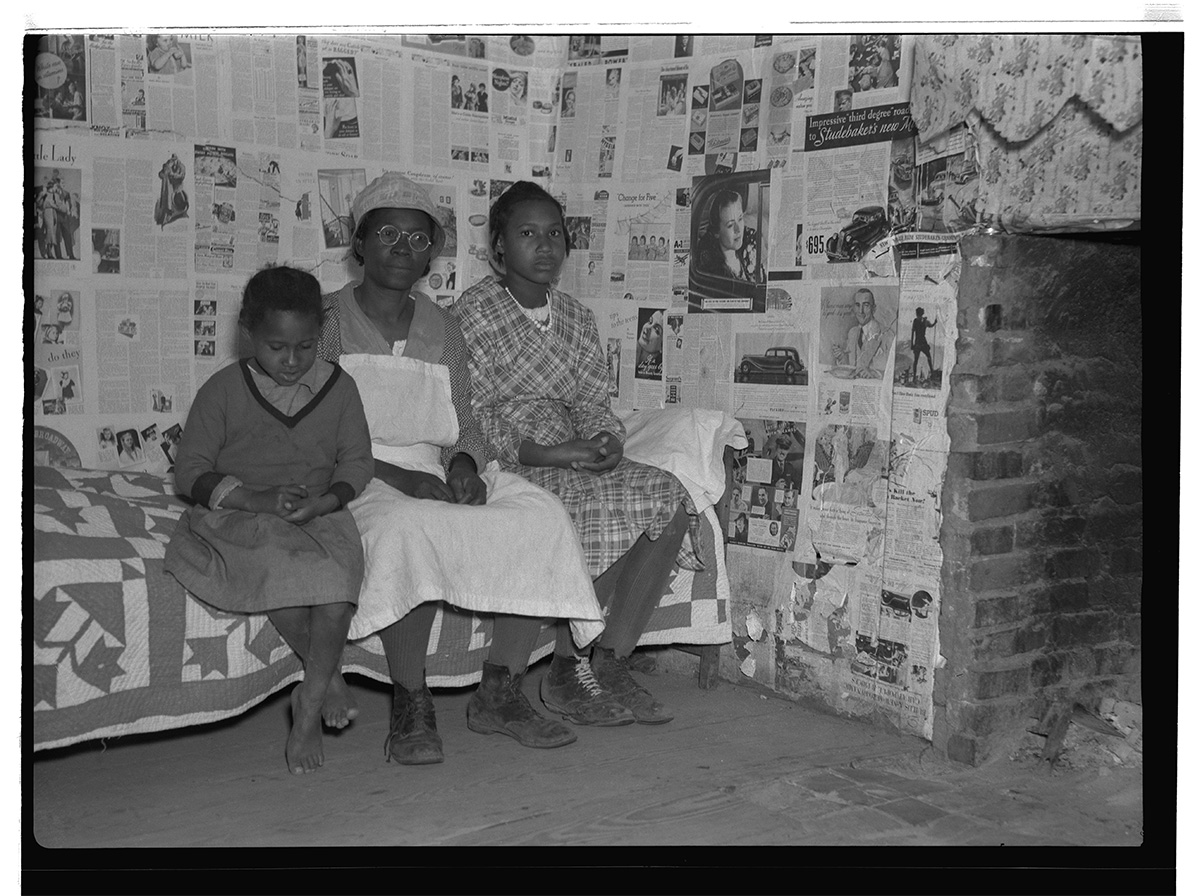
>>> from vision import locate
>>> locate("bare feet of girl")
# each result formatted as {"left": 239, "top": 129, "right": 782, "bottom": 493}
{"left": 286, "top": 684, "right": 324, "bottom": 774}
{"left": 321, "top": 671, "right": 359, "bottom": 729}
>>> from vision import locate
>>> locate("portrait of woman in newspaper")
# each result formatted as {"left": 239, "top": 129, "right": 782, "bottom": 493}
{"left": 687, "top": 170, "right": 771, "bottom": 313}
{"left": 693, "top": 188, "right": 765, "bottom": 284}
{"left": 510, "top": 71, "right": 528, "bottom": 104}
{"left": 322, "top": 58, "right": 360, "bottom": 139}
{"left": 635, "top": 309, "right": 664, "bottom": 377}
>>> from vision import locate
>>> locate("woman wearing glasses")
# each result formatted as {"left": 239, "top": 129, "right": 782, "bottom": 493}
{"left": 318, "top": 174, "right": 604, "bottom": 766}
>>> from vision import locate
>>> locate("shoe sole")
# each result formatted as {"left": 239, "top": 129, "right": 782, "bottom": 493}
{"left": 609, "top": 689, "right": 673, "bottom": 725}
{"left": 386, "top": 738, "right": 445, "bottom": 765}
{"left": 389, "top": 751, "right": 444, "bottom": 765}
{"left": 466, "top": 716, "right": 578, "bottom": 748}
{"left": 592, "top": 678, "right": 672, "bottom": 726}
{"left": 381, "top": 734, "right": 444, "bottom": 767}
{"left": 539, "top": 695, "right": 637, "bottom": 727}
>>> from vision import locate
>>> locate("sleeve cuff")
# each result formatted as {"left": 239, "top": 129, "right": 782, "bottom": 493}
{"left": 208, "top": 475, "right": 242, "bottom": 510}
{"left": 190, "top": 471, "right": 226, "bottom": 508}
{"left": 328, "top": 481, "right": 356, "bottom": 509}
{"left": 499, "top": 431, "right": 525, "bottom": 465}
{"left": 453, "top": 448, "right": 487, "bottom": 475}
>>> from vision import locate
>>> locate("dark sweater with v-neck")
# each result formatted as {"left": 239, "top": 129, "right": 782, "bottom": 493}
{"left": 173, "top": 358, "right": 373, "bottom": 509}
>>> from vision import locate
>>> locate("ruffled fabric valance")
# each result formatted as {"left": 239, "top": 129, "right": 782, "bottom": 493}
{"left": 971, "top": 102, "right": 1142, "bottom": 232}
{"left": 911, "top": 34, "right": 1142, "bottom": 143}
{"left": 909, "top": 34, "right": 1141, "bottom": 233}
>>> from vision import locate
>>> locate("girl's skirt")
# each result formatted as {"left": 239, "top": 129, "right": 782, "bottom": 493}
{"left": 513, "top": 457, "right": 704, "bottom": 578}
{"left": 164, "top": 506, "right": 364, "bottom": 613}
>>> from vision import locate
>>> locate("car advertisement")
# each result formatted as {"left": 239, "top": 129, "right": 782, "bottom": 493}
{"left": 797, "top": 102, "right": 916, "bottom": 281}
{"left": 733, "top": 331, "right": 809, "bottom": 386}
{"left": 803, "top": 101, "right": 914, "bottom": 152}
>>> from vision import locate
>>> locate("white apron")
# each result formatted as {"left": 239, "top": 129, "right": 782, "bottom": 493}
{"left": 339, "top": 351, "right": 604, "bottom": 645}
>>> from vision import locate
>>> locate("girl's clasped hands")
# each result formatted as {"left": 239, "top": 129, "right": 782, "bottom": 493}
{"left": 555, "top": 431, "right": 624, "bottom": 473}
{"left": 239, "top": 483, "right": 338, "bottom": 524}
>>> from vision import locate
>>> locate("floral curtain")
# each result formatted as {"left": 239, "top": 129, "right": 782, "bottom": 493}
{"left": 911, "top": 34, "right": 1142, "bottom": 232}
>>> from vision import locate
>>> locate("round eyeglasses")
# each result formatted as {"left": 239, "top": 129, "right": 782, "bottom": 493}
{"left": 375, "top": 225, "right": 434, "bottom": 252}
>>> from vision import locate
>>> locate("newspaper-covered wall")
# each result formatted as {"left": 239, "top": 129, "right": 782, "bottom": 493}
{"left": 34, "top": 31, "right": 1060, "bottom": 741}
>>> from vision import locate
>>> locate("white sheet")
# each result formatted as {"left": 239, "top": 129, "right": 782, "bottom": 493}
{"left": 619, "top": 408, "right": 748, "bottom": 512}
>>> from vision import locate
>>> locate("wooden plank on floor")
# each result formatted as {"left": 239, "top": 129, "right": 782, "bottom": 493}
{"left": 32, "top": 666, "right": 921, "bottom": 848}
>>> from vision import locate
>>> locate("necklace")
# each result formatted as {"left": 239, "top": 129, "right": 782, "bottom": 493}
{"left": 504, "top": 285, "right": 552, "bottom": 333}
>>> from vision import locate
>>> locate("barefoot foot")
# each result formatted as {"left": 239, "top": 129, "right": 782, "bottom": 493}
{"left": 321, "top": 671, "right": 359, "bottom": 729}
{"left": 286, "top": 685, "right": 324, "bottom": 775}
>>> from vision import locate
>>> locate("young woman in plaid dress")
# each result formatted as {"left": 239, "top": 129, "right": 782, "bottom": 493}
{"left": 455, "top": 182, "right": 704, "bottom": 727}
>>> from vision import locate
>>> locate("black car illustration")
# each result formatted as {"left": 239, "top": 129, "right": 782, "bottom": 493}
{"left": 881, "top": 589, "right": 912, "bottom": 619}
{"left": 736, "top": 346, "right": 805, "bottom": 383}
{"left": 919, "top": 170, "right": 948, "bottom": 206}
{"left": 826, "top": 205, "right": 889, "bottom": 262}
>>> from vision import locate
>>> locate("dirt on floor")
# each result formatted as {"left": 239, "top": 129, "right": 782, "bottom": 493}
{"left": 847, "top": 704, "right": 1145, "bottom": 847}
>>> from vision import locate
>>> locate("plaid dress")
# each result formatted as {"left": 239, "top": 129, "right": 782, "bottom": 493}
{"left": 454, "top": 276, "right": 702, "bottom": 577}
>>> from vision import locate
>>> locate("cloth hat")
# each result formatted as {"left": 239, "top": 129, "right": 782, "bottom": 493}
{"left": 350, "top": 173, "right": 450, "bottom": 258}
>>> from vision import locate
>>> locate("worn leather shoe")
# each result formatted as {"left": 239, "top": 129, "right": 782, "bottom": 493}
{"left": 384, "top": 681, "right": 444, "bottom": 765}
{"left": 591, "top": 646, "right": 673, "bottom": 724}
{"left": 540, "top": 653, "right": 635, "bottom": 726}
{"left": 467, "top": 662, "right": 578, "bottom": 748}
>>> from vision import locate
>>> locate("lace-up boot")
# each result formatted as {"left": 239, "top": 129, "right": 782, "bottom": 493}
{"left": 540, "top": 652, "right": 636, "bottom": 726}
{"left": 591, "top": 645, "right": 674, "bottom": 724}
{"left": 384, "top": 681, "right": 443, "bottom": 765}
{"left": 467, "top": 662, "right": 578, "bottom": 748}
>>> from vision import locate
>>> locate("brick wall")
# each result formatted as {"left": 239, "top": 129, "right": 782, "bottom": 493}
{"left": 935, "top": 233, "right": 1142, "bottom": 765}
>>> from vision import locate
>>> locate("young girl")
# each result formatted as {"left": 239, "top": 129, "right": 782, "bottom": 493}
{"left": 454, "top": 181, "right": 704, "bottom": 728}
{"left": 164, "top": 266, "right": 373, "bottom": 775}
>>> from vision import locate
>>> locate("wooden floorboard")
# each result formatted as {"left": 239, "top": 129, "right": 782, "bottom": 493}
{"left": 32, "top": 662, "right": 924, "bottom": 848}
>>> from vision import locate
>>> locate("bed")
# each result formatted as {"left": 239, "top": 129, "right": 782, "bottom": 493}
{"left": 31, "top": 410, "right": 745, "bottom": 751}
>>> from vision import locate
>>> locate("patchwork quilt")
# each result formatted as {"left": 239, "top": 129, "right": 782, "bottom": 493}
{"left": 32, "top": 466, "right": 730, "bottom": 751}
